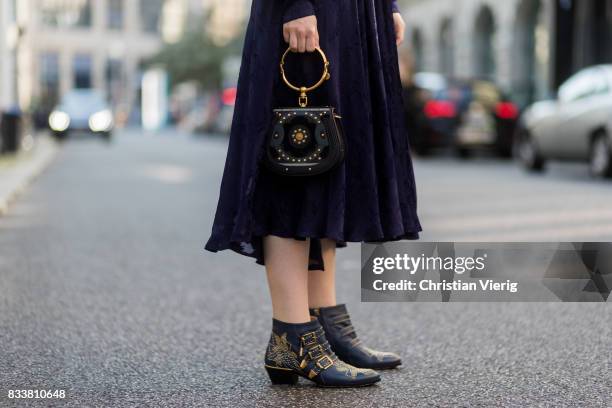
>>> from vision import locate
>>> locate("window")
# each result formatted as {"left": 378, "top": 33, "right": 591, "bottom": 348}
{"left": 108, "top": 0, "right": 124, "bottom": 29}
{"left": 412, "top": 29, "right": 424, "bottom": 72}
{"left": 439, "top": 19, "right": 454, "bottom": 77}
{"left": 8, "top": 0, "right": 16, "bottom": 21}
{"left": 40, "top": 0, "right": 92, "bottom": 28}
{"left": 139, "top": 0, "right": 164, "bottom": 33}
{"left": 474, "top": 7, "right": 496, "bottom": 79}
{"left": 40, "top": 53, "right": 60, "bottom": 106}
{"left": 73, "top": 54, "right": 92, "bottom": 89}
{"left": 106, "top": 58, "right": 124, "bottom": 105}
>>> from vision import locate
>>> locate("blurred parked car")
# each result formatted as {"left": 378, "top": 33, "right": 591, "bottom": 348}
{"left": 203, "top": 87, "right": 236, "bottom": 134}
{"left": 516, "top": 65, "right": 612, "bottom": 178}
{"left": 453, "top": 80, "right": 519, "bottom": 158}
{"left": 48, "top": 89, "right": 114, "bottom": 141}
{"left": 403, "top": 72, "right": 454, "bottom": 155}
{"left": 182, "top": 87, "right": 236, "bottom": 135}
{"left": 404, "top": 73, "right": 519, "bottom": 157}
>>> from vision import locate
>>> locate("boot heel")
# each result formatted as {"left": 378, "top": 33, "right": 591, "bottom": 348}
{"left": 265, "top": 366, "right": 299, "bottom": 385}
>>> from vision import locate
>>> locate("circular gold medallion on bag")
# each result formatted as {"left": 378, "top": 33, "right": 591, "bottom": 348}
{"left": 289, "top": 126, "right": 310, "bottom": 148}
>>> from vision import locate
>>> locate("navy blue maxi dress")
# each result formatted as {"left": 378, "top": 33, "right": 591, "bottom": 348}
{"left": 205, "top": 0, "right": 422, "bottom": 270}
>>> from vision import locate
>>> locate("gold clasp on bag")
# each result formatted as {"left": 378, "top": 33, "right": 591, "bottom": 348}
{"left": 280, "top": 46, "right": 331, "bottom": 107}
{"left": 298, "top": 87, "right": 308, "bottom": 108}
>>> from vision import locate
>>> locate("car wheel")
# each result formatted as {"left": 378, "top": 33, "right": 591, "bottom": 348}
{"left": 496, "top": 148, "right": 513, "bottom": 159}
{"left": 517, "top": 129, "right": 545, "bottom": 172}
{"left": 100, "top": 131, "right": 113, "bottom": 143}
{"left": 413, "top": 144, "right": 431, "bottom": 157}
{"left": 456, "top": 147, "right": 471, "bottom": 159}
{"left": 589, "top": 132, "right": 612, "bottom": 179}
{"left": 52, "top": 131, "right": 68, "bottom": 141}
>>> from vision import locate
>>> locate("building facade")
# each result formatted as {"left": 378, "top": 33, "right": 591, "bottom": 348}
{"left": 553, "top": 0, "right": 612, "bottom": 88}
{"left": 0, "top": 0, "right": 18, "bottom": 110}
{"left": 161, "top": 0, "right": 250, "bottom": 45}
{"left": 202, "top": 0, "right": 250, "bottom": 45}
{"left": 14, "top": 0, "right": 165, "bottom": 116}
{"left": 401, "top": 0, "right": 554, "bottom": 107}
{"left": 401, "top": 0, "right": 612, "bottom": 106}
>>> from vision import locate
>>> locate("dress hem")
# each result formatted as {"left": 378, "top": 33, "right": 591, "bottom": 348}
{"left": 204, "top": 225, "right": 421, "bottom": 271}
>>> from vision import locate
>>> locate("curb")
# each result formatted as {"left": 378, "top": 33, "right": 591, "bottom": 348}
{"left": 0, "top": 134, "right": 59, "bottom": 216}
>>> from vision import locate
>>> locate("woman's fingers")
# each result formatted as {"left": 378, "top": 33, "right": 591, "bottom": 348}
{"left": 289, "top": 32, "right": 298, "bottom": 52}
{"left": 283, "top": 15, "right": 319, "bottom": 53}
{"left": 393, "top": 13, "right": 405, "bottom": 46}
{"left": 297, "top": 29, "right": 307, "bottom": 52}
{"left": 306, "top": 34, "right": 317, "bottom": 52}
{"left": 396, "top": 25, "right": 405, "bottom": 45}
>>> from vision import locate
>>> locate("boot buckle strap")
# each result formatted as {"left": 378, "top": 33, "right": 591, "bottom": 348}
{"left": 316, "top": 355, "right": 334, "bottom": 370}
{"left": 301, "top": 331, "right": 318, "bottom": 347}
{"left": 307, "top": 344, "right": 324, "bottom": 360}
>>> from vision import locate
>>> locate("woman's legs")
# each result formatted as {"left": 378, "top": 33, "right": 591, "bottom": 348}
{"left": 264, "top": 236, "right": 338, "bottom": 321}
{"left": 308, "top": 239, "right": 337, "bottom": 308}
{"left": 264, "top": 235, "right": 311, "bottom": 323}
{"left": 263, "top": 237, "right": 385, "bottom": 384}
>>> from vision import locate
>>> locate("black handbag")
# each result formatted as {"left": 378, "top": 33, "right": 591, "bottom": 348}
{"left": 265, "top": 47, "right": 345, "bottom": 177}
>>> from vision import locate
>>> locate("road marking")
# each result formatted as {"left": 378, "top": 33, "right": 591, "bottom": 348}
{"left": 140, "top": 164, "right": 193, "bottom": 184}
{"left": 442, "top": 223, "right": 612, "bottom": 241}
{"left": 424, "top": 207, "right": 612, "bottom": 232}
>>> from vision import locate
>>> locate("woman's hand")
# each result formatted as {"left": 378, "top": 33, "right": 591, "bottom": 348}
{"left": 283, "top": 15, "right": 319, "bottom": 52}
{"left": 393, "top": 13, "right": 405, "bottom": 46}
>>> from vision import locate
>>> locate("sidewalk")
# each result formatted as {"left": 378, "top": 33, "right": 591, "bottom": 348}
{"left": 0, "top": 134, "right": 59, "bottom": 215}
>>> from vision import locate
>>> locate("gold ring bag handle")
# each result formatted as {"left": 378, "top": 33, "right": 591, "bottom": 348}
{"left": 280, "top": 46, "right": 331, "bottom": 107}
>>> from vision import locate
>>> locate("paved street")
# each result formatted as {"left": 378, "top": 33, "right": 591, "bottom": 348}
{"left": 0, "top": 130, "right": 611, "bottom": 407}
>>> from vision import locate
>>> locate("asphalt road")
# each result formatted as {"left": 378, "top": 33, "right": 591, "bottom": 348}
{"left": 0, "top": 130, "right": 610, "bottom": 407}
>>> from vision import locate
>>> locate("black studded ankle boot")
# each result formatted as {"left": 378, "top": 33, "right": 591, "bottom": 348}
{"left": 264, "top": 318, "right": 380, "bottom": 387}
{"left": 310, "top": 304, "right": 402, "bottom": 370}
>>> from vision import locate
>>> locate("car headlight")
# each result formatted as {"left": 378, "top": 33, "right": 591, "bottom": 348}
{"left": 88, "top": 110, "right": 113, "bottom": 132}
{"left": 49, "top": 111, "right": 70, "bottom": 132}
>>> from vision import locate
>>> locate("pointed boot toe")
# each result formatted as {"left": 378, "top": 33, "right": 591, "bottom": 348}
{"left": 361, "top": 347, "right": 402, "bottom": 370}
{"left": 311, "top": 304, "right": 403, "bottom": 370}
